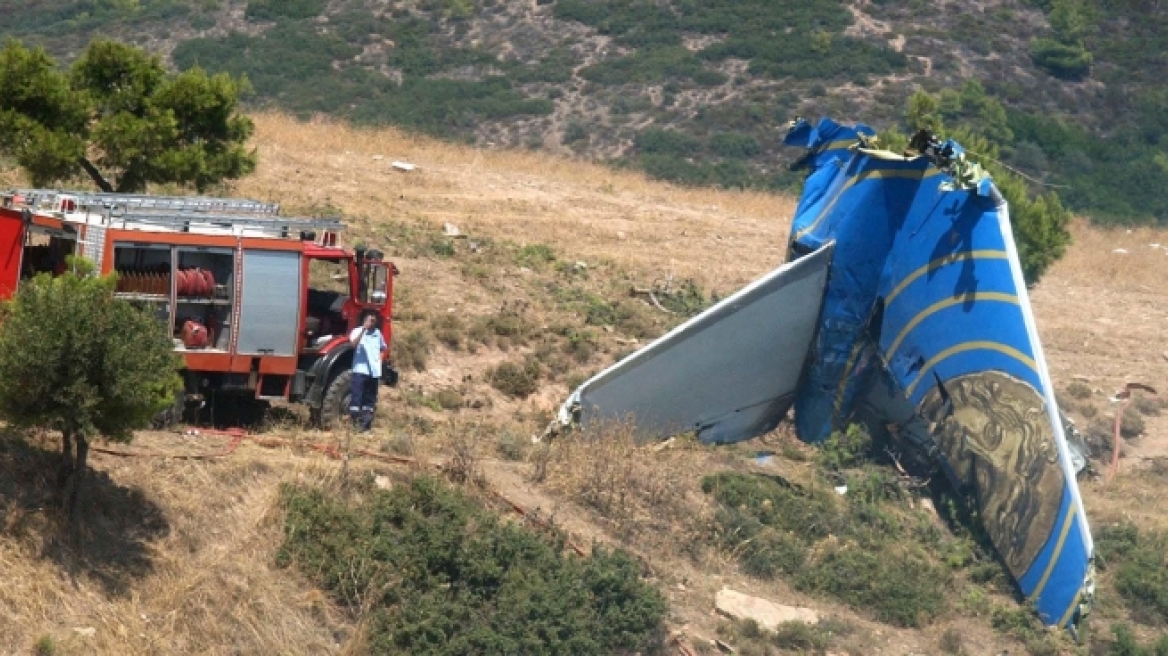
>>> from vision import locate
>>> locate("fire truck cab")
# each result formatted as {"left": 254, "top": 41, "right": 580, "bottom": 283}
{"left": 0, "top": 189, "right": 398, "bottom": 428}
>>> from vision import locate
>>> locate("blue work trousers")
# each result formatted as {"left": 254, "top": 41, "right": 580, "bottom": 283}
{"left": 349, "top": 372, "right": 379, "bottom": 430}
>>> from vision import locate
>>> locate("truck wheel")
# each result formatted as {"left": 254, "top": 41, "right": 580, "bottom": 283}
{"left": 318, "top": 369, "right": 353, "bottom": 430}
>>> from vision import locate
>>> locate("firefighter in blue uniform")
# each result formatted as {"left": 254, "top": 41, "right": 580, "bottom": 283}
{"left": 348, "top": 310, "right": 387, "bottom": 431}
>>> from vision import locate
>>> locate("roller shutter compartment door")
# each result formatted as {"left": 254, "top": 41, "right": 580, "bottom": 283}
{"left": 237, "top": 250, "right": 302, "bottom": 356}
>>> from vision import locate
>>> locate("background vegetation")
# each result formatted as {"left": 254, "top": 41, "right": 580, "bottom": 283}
{"left": 1, "top": 0, "right": 1166, "bottom": 224}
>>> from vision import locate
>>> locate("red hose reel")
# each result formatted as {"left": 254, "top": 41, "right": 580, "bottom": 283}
{"left": 176, "top": 268, "right": 215, "bottom": 297}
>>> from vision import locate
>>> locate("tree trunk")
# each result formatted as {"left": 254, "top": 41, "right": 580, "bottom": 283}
{"left": 115, "top": 162, "right": 147, "bottom": 194}
{"left": 57, "top": 431, "right": 74, "bottom": 492}
{"left": 57, "top": 430, "right": 88, "bottom": 520}
{"left": 78, "top": 158, "right": 113, "bottom": 193}
{"left": 66, "top": 436, "right": 88, "bottom": 520}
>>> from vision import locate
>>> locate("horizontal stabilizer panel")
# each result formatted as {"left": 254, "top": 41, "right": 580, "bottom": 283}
{"left": 559, "top": 243, "right": 833, "bottom": 444}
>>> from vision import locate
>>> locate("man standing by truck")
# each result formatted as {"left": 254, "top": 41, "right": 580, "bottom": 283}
{"left": 349, "top": 311, "right": 387, "bottom": 431}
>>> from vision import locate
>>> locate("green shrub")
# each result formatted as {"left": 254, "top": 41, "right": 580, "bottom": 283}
{"left": 798, "top": 544, "right": 947, "bottom": 627}
{"left": 563, "top": 121, "right": 589, "bottom": 145}
{"left": 246, "top": 0, "right": 325, "bottom": 20}
{"left": 277, "top": 477, "right": 668, "bottom": 655}
{"left": 1109, "top": 622, "right": 1168, "bottom": 656}
{"left": 710, "top": 132, "right": 762, "bottom": 158}
{"left": 429, "top": 237, "right": 456, "bottom": 258}
{"left": 1112, "top": 529, "right": 1168, "bottom": 624}
{"left": 1121, "top": 409, "right": 1146, "bottom": 438}
{"left": 1066, "top": 381, "right": 1092, "bottom": 400}
{"left": 635, "top": 128, "right": 702, "bottom": 156}
{"left": 772, "top": 620, "right": 831, "bottom": 651}
{"left": 1030, "top": 37, "right": 1093, "bottom": 79}
{"left": 34, "top": 636, "right": 54, "bottom": 656}
{"left": 517, "top": 243, "right": 557, "bottom": 269}
{"left": 434, "top": 388, "right": 463, "bottom": 410}
{"left": 702, "top": 471, "right": 950, "bottom": 628}
{"left": 657, "top": 279, "right": 709, "bottom": 317}
{"left": 817, "top": 423, "right": 873, "bottom": 471}
{"left": 489, "top": 358, "right": 542, "bottom": 398}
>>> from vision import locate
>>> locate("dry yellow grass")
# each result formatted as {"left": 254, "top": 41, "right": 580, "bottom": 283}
{"left": 236, "top": 112, "right": 794, "bottom": 294}
{"left": 0, "top": 434, "right": 354, "bottom": 655}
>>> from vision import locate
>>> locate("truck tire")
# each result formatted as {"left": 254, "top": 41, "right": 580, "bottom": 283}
{"left": 317, "top": 369, "right": 353, "bottom": 430}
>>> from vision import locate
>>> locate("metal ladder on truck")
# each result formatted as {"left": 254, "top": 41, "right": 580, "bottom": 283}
{"left": 9, "top": 189, "right": 344, "bottom": 244}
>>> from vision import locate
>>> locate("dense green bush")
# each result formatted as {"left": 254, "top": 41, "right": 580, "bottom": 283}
{"left": 710, "top": 132, "right": 762, "bottom": 159}
{"left": 635, "top": 128, "right": 701, "bottom": 156}
{"left": 489, "top": 358, "right": 542, "bottom": 397}
{"left": 278, "top": 477, "right": 668, "bottom": 655}
{"left": 1097, "top": 523, "right": 1168, "bottom": 625}
{"left": 1030, "top": 38, "right": 1093, "bottom": 79}
{"left": 245, "top": 0, "right": 324, "bottom": 21}
{"left": 0, "top": 266, "right": 182, "bottom": 515}
{"left": 173, "top": 19, "right": 548, "bottom": 137}
{"left": 702, "top": 470, "right": 950, "bottom": 627}
{"left": 581, "top": 46, "right": 726, "bottom": 86}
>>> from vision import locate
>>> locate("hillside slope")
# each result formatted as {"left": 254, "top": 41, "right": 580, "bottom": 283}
{"left": 0, "top": 113, "right": 1166, "bottom": 654}
{"left": 2, "top": 0, "right": 1167, "bottom": 223}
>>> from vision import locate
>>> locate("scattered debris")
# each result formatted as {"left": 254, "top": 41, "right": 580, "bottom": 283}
{"left": 652, "top": 437, "right": 677, "bottom": 452}
{"left": 1113, "top": 248, "right": 1129, "bottom": 254}
{"left": 442, "top": 222, "right": 467, "bottom": 238}
{"left": 834, "top": 485, "right": 848, "bottom": 495}
{"left": 714, "top": 588, "right": 820, "bottom": 631}
{"left": 631, "top": 273, "right": 681, "bottom": 314}
{"left": 372, "top": 155, "right": 384, "bottom": 161}
{"left": 392, "top": 160, "right": 416, "bottom": 172}
{"left": 374, "top": 475, "right": 392, "bottom": 490}
{"left": 73, "top": 627, "right": 96, "bottom": 638}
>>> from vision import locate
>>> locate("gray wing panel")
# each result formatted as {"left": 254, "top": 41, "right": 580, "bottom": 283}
{"left": 560, "top": 243, "right": 833, "bottom": 444}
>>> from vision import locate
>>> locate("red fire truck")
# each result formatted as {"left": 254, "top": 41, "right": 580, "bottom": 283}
{"left": 0, "top": 189, "right": 398, "bottom": 428}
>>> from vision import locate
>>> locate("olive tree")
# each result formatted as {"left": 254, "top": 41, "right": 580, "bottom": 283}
{"left": 0, "top": 265, "right": 182, "bottom": 517}
{"left": 0, "top": 38, "right": 256, "bottom": 193}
